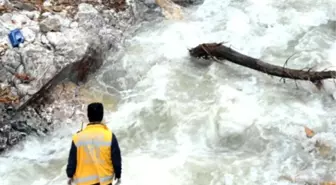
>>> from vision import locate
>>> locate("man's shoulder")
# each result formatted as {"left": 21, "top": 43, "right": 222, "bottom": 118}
{"left": 102, "top": 125, "right": 113, "bottom": 134}
{"left": 71, "top": 131, "right": 82, "bottom": 141}
{"left": 106, "top": 129, "right": 114, "bottom": 139}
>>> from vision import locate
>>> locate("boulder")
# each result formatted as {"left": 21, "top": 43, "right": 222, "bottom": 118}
{"left": 39, "top": 16, "right": 61, "bottom": 33}
{"left": 0, "top": 103, "right": 47, "bottom": 152}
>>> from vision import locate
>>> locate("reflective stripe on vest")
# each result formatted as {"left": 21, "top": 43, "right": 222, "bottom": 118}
{"left": 76, "top": 140, "right": 111, "bottom": 147}
{"left": 74, "top": 175, "right": 114, "bottom": 184}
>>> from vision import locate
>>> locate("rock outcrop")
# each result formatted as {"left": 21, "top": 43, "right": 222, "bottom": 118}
{"left": 0, "top": 0, "right": 146, "bottom": 153}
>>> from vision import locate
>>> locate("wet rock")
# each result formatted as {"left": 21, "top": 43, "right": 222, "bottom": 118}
{"left": 11, "top": 120, "right": 30, "bottom": 133}
{"left": 0, "top": 124, "right": 11, "bottom": 133}
{"left": 7, "top": 131, "right": 25, "bottom": 145}
{"left": 0, "top": 105, "right": 51, "bottom": 152}
{"left": 0, "top": 120, "right": 21, "bottom": 150}
{"left": 134, "top": 0, "right": 162, "bottom": 21}
{"left": 39, "top": 16, "right": 61, "bottom": 33}
{"left": 172, "top": 0, "right": 204, "bottom": 6}
{"left": 0, "top": 136, "right": 7, "bottom": 151}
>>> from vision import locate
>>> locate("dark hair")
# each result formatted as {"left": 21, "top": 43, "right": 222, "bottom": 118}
{"left": 87, "top": 102, "right": 104, "bottom": 122}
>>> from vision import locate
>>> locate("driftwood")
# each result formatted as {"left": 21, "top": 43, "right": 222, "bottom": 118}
{"left": 189, "top": 43, "right": 336, "bottom": 84}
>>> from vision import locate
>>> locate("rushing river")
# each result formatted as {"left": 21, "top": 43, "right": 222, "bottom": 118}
{"left": 1, "top": 0, "right": 336, "bottom": 184}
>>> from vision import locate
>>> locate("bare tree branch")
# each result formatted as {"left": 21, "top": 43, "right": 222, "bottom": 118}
{"left": 189, "top": 43, "right": 336, "bottom": 82}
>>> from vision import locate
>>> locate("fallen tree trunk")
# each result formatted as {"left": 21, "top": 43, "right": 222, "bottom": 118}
{"left": 188, "top": 43, "right": 336, "bottom": 83}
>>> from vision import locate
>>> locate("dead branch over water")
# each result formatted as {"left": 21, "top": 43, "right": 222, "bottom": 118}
{"left": 189, "top": 43, "right": 336, "bottom": 86}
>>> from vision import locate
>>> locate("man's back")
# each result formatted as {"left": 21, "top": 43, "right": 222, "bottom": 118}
{"left": 75, "top": 124, "right": 113, "bottom": 164}
{"left": 71, "top": 124, "right": 115, "bottom": 185}
{"left": 74, "top": 124, "right": 114, "bottom": 181}
{"left": 66, "top": 102, "right": 122, "bottom": 185}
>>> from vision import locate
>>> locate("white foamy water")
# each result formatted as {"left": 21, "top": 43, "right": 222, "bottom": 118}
{"left": 2, "top": 0, "right": 336, "bottom": 184}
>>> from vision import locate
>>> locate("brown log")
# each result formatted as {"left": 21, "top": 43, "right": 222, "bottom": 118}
{"left": 188, "top": 43, "right": 336, "bottom": 82}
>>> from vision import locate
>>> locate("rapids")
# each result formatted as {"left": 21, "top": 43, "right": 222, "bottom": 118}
{"left": 1, "top": 0, "right": 336, "bottom": 184}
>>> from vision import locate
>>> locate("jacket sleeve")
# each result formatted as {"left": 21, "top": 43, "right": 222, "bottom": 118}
{"left": 111, "top": 133, "right": 122, "bottom": 179}
{"left": 66, "top": 140, "right": 77, "bottom": 178}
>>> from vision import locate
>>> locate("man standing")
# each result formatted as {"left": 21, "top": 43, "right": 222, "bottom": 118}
{"left": 66, "top": 102, "right": 122, "bottom": 185}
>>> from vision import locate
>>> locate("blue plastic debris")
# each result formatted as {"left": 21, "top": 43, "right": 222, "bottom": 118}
{"left": 8, "top": 28, "right": 25, "bottom": 47}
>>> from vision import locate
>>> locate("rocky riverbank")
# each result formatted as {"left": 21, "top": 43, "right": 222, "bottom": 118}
{"left": 0, "top": 0, "right": 158, "bottom": 153}
{"left": 0, "top": 0, "right": 204, "bottom": 153}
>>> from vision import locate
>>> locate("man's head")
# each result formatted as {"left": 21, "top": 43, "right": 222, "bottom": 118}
{"left": 87, "top": 102, "right": 104, "bottom": 122}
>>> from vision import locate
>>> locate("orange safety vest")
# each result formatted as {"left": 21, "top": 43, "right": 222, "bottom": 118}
{"left": 72, "top": 123, "right": 114, "bottom": 185}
